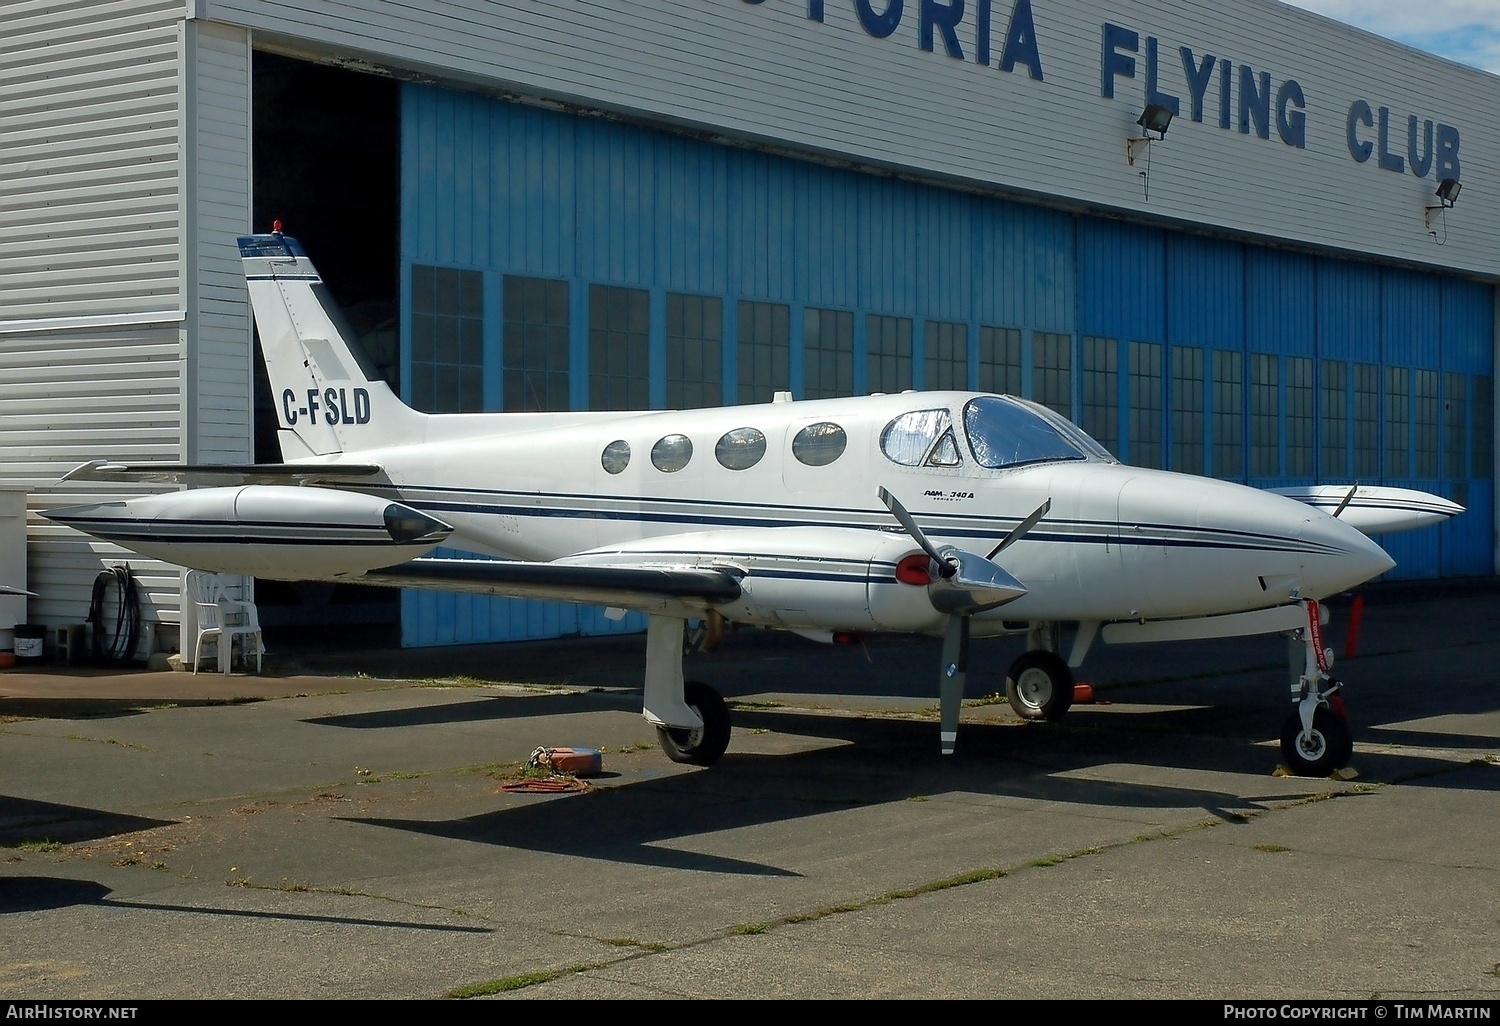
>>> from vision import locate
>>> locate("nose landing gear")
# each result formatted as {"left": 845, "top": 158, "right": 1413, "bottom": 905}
{"left": 1279, "top": 598, "right": 1354, "bottom": 777}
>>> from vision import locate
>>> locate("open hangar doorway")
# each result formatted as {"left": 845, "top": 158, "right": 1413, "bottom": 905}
{"left": 249, "top": 49, "right": 401, "bottom": 646}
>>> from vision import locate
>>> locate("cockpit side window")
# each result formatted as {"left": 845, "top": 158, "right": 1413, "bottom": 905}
{"left": 963, "top": 395, "right": 1101, "bottom": 469}
{"left": 881, "top": 409, "right": 963, "bottom": 468}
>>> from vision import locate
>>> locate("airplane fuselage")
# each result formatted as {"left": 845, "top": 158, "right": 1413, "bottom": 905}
{"left": 323, "top": 390, "right": 1393, "bottom": 637}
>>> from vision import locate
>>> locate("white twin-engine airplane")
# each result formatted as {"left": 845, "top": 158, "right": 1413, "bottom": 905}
{"left": 47, "top": 232, "right": 1463, "bottom": 777}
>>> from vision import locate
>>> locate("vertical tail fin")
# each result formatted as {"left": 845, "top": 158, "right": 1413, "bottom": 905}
{"left": 238, "top": 231, "right": 422, "bottom": 456}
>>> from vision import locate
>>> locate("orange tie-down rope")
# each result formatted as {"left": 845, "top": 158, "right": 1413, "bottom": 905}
{"left": 500, "top": 776, "right": 589, "bottom": 794}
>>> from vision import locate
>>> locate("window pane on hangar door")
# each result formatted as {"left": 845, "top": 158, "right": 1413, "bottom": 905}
{"left": 804, "top": 308, "right": 854, "bottom": 399}
{"left": 1354, "top": 363, "right": 1380, "bottom": 479}
{"left": 1081, "top": 337, "right": 1117, "bottom": 456}
{"left": 924, "top": 320, "right": 967, "bottom": 391}
{"left": 412, "top": 265, "right": 484, "bottom": 413}
{"left": 1286, "top": 356, "right": 1314, "bottom": 478}
{"left": 1171, "top": 346, "right": 1204, "bottom": 475}
{"left": 590, "top": 285, "right": 650, "bottom": 411}
{"left": 666, "top": 293, "right": 722, "bottom": 409}
{"left": 979, "top": 327, "right": 1021, "bottom": 396}
{"left": 1129, "top": 341, "right": 1163, "bottom": 470}
{"left": 1212, "top": 351, "right": 1244, "bottom": 480}
{"left": 1445, "top": 372, "right": 1467, "bottom": 481}
{"left": 737, "top": 301, "right": 790, "bottom": 405}
{"left": 1416, "top": 369, "right": 1439, "bottom": 478}
{"left": 502, "top": 275, "right": 570, "bottom": 412}
{"left": 1032, "top": 332, "right": 1073, "bottom": 421}
{"left": 1321, "top": 360, "right": 1348, "bottom": 480}
{"left": 867, "top": 314, "right": 912, "bottom": 394}
{"left": 1250, "top": 353, "right": 1279, "bottom": 478}
{"left": 1387, "top": 367, "right": 1411, "bottom": 478}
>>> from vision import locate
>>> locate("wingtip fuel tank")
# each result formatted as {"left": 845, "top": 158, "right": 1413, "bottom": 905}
{"left": 44, "top": 485, "right": 452, "bottom": 578}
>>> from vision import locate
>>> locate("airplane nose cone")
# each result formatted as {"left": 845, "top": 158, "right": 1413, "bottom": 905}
{"left": 1299, "top": 511, "right": 1395, "bottom": 597}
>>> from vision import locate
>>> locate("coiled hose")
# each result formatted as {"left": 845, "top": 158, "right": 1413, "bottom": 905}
{"left": 88, "top": 564, "right": 141, "bottom": 666}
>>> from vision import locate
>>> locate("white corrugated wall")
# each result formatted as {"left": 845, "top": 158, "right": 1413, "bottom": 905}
{"left": 0, "top": 0, "right": 185, "bottom": 322}
{"left": 183, "top": 19, "right": 253, "bottom": 468}
{"left": 181, "top": 19, "right": 255, "bottom": 616}
{"left": 0, "top": 1, "right": 255, "bottom": 643}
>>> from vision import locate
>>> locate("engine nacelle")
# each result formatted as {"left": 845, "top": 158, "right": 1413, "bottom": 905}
{"left": 564, "top": 527, "right": 951, "bottom": 634}
{"left": 45, "top": 485, "right": 452, "bottom": 578}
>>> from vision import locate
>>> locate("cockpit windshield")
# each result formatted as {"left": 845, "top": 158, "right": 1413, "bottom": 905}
{"left": 962, "top": 395, "right": 1116, "bottom": 469}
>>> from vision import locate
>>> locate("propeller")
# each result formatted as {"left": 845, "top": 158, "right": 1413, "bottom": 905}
{"left": 1332, "top": 483, "right": 1359, "bottom": 519}
{"left": 988, "top": 498, "right": 1051, "bottom": 559}
{"left": 879, "top": 487, "right": 1045, "bottom": 755}
{"left": 878, "top": 486, "right": 955, "bottom": 577}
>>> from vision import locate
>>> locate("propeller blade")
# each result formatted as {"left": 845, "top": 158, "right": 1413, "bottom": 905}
{"left": 878, "top": 486, "right": 955, "bottom": 578}
{"left": 986, "top": 498, "right": 1052, "bottom": 560}
{"left": 1332, "top": 483, "right": 1359, "bottom": 519}
{"left": 938, "top": 614, "right": 970, "bottom": 756}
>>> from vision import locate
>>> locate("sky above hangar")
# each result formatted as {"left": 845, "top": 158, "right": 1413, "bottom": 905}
{"left": 1280, "top": 1, "right": 1500, "bottom": 74}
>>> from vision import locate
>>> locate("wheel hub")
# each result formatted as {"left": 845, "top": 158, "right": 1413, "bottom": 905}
{"left": 1295, "top": 729, "right": 1328, "bottom": 760}
{"left": 1018, "top": 668, "right": 1052, "bottom": 706}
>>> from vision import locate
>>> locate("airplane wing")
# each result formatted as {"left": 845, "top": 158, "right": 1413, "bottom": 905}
{"left": 1268, "top": 484, "right": 1464, "bottom": 536}
{"left": 61, "top": 459, "right": 383, "bottom": 486}
{"left": 359, "top": 557, "right": 744, "bottom": 612}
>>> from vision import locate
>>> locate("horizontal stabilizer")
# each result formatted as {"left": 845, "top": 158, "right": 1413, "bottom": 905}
{"left": 62, "top": 459, "right": 383, "bottom": 486}
{"left": 361, "top": 557, "right": 743, "bottom": 613}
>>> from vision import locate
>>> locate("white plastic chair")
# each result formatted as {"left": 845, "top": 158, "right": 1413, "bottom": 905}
{"left": 187, "top": 570, "right": 264, "bottom": 674}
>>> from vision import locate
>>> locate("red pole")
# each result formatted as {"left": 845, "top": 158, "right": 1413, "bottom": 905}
{"left": 1345, "top": 594, "right": 1365, "bottom": 659}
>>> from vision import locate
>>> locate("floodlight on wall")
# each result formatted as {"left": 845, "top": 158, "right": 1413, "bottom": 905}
{"left": 1128, "top": 103, "right": 1174, "bottom": 166}
{"left": 1425, "top": 177, "right": 1463, "bottom": 241}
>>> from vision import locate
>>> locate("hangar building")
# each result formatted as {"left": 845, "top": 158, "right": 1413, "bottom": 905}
{"left": 2, "top": 0, "right": 1496, "bottom": 652}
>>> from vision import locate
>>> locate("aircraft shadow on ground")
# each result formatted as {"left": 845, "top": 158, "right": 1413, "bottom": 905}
{"left": 0, "top": 699, "right": 152, "bottom": 720}
{"left": 0, "top": 875, "right": 491, "bottom": 931}
{"left": 0, "top": 796, "right": 173, "bottom": 847}
{"left": 345, "top": 711, "right": 1336, "bottom": 875}
{"left": 305, "top": 688, "right": 640, "bottom": 729}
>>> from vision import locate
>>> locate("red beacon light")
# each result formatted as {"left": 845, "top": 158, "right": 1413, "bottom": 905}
{"left": 272, "top": 219, "right": 283, "bottom": 234}
{"left": 894, "top": 552, "right": 934, "bottom": 586}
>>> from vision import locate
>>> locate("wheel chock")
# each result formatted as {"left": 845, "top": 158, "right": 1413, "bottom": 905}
{"left": 1073, "top": 682, "right": 1095, "bottom": 703}
{"left": 1270, "top": 763, "right": 1358, "bottom": 780}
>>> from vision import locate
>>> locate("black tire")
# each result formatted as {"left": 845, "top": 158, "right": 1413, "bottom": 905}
{"left": 655, "top": 680, "right": 731, "bottom": 766}
{"left": 1005, "top": 650, "right": 1074, "bottom": 722}
{"left": 1280, "top": 706, "right": 1353, "bottom": 777}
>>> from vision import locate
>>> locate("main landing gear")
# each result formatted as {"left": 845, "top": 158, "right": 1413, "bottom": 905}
{"left": 1004, "top": 623, "right": 1075, "bottom": 722}
{"left": 1279, "top": 598, "right": 1354, "bottom": 777}
{"left": 1005, "top": 650, "right": 1074, "bottom": 721}
{"left": 642, "top": 615, "right": 731, "bottom": 766}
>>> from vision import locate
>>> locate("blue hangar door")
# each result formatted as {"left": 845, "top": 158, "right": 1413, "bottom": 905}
{"left": 396, "top": 82, "right": 1494, "bottom": 647}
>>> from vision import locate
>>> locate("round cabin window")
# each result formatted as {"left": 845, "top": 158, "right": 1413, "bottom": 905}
{"left": 715, "top": 427, "right": 767, "bottom": 470}
{"left": 651, "top": 434, "right": 694, "bottom": 472}
{"left": 792, "top": 422, "right": 847, "bottom": 467}
{"left": 600, "top": 439, "right": 631, "bottom": 475}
